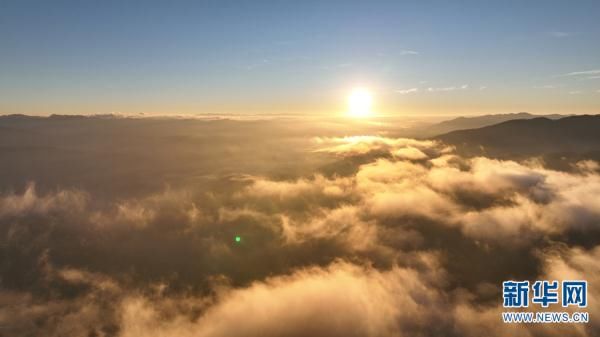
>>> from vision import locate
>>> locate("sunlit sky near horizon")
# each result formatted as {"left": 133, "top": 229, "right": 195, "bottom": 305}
{"left": 1, "top": 0, "right": 599, "bottom": 116}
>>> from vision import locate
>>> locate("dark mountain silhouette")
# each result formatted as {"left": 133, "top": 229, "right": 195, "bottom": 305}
{"left": 414, "top": 112, "right": 565, "bottom": 137}
{"left": 435, "top": 115, "right": 600, "bottom": 166}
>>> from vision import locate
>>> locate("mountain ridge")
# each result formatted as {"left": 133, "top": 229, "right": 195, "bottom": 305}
{"left": 435, "top": 115, "right": 600, "bottom": 165}
{"left": 414, "top": 112, "right": 566, "bottom": 137}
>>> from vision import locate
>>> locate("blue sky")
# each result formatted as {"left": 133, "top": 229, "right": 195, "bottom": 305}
{"left": 1, "top": 0, "right": 599, "bottom": 115}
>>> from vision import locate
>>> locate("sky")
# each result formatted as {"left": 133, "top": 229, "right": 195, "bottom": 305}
{"left": 1, "top": 0, "right": 599, "bottom": 116}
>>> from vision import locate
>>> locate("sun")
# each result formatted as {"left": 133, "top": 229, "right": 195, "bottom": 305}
{"left": 347, "top": 88, "right": 373, "bottom": 118}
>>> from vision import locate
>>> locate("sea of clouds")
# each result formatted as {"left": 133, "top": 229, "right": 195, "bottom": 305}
{"left": 0, "top": 120, "right": 599, "bottom": 336}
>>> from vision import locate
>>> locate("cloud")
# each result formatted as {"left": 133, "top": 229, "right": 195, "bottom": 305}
{"left": 0, "top": 182, "right": 88, "bottom": 217}
{"left": 395, "top": 87, "right": 419, "bottom": 94}
{"left": 454, "top": 246, "right": 600, "bottom": 337}
{"left": 118, "top": 259, "right": 451, "bottom": 337}
{"left": 427, "top": 84, "right": 469, "bottom": 92}
{"left": 563, "top": 69, "right": 600, "bottom": 77}
{"left": 542, "top": 247, "right": 600, "bottom": 328}
{"left": 243, "top": 58, "right": 271, "bottom": 70}
{"left": 313, "top": 136, "right": 442, "bottom": 156}
{"left": 392, "top": 146, "right": 428, "bottom": 160}
{"left": 549, "top": 31, "right": 571, "bottom": 38}
{"left": 399, "top": 50, "right": 419, "bottom": 55}
{"left": 575, "top": 160, "right": 600, "bottom": 172}
{"left": 312, "top": 138, "right": 600, "bottom": 247}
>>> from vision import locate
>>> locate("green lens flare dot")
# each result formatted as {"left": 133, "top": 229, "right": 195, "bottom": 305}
{"left": 235, "top": 236, "right": 241, "bottom": 243}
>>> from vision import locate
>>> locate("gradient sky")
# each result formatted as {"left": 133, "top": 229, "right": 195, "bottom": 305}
{"left": 1, "top": 0, "right": 599, "bottom": 116}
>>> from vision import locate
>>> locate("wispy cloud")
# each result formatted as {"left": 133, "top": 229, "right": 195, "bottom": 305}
{"left": 563, "top": 69, "right": 600, "bottom": 77}
{"left": 533, "top": 84, "right": 558, "bottom": 89}
{"left": 427, "top": 84, "right": 468, "bottom": 92}
{"left": 569, "top": 91, "right": 583, "bottom": 95}
{"left": 549, "top": 31, "right": 571, "bottom": 38}
{"left": 395, "top": 88, "right": 419, "bottom": 94}
{"left": 399, "top": 50, "right": 419, "bottom": 56}
{"left": 243, "top": 58, "right": 271, "bottom": 70}
{"left": 395, "top": 84, "right": 471, "bottom": 94}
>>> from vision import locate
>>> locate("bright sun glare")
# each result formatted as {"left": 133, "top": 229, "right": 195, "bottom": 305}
{"left": 347, "top": 88, "right": 373, "bottom": 118}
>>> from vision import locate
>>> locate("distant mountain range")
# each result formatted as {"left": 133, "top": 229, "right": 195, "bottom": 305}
{"left": 435, "top": 115, "right": 600, "bottom": 167}
{"left": 413, "top": 112, "right": 565, "bottom": 137}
